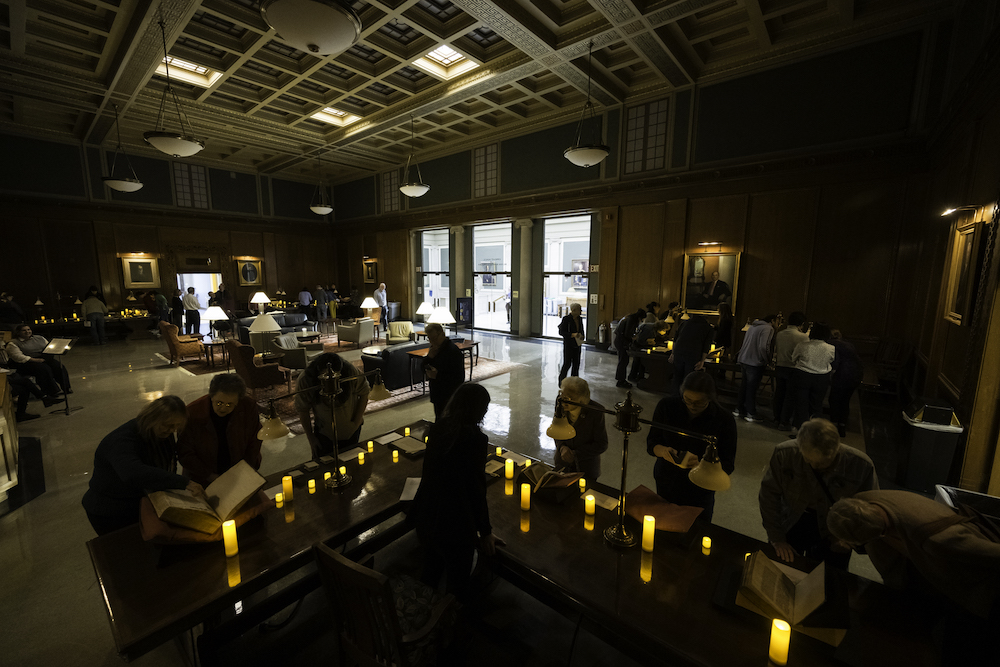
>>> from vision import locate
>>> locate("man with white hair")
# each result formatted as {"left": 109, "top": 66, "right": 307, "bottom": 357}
{"left": 551, "top": 377, "right": 608, "bottom": 481}
{"left": 759, "top": 417, "right": 878, "bottom": 568}
{"left": 373, "top": 282, "right": 388, "bottom": 332}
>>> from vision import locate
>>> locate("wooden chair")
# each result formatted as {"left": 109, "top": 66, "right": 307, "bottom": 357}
{"left": 158, "top": 321, "right": 203, "bottom": 366}
{"left": 313, "top": 542, "right": 456, "bottom": 667}
{"left": 224, "top": 339, "right": 286, "bottom": 399}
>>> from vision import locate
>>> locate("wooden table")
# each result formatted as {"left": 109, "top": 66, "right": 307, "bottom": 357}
{"left": 486, "top": 477, "right": 940, "bottom": 667}
{"left": 406, "top": 340, "right": 480, "bottom": 393}
{"left": 87, "top": 424, "right": 428, "bottom": 661}
{"left": 203, "top": 340, "right": 227, "bottom": 369}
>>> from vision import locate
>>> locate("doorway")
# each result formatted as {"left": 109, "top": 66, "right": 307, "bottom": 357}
{"left": 177, "top": 273, "right": 222, "bottom": 335}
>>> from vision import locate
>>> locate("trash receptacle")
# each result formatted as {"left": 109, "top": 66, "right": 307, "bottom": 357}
{"left": 898, "top": 400, "right": 963, "bottom": 493}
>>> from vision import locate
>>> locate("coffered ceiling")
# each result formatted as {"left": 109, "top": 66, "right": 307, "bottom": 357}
{"left": 0, "top": 0, "right": 952, "bottom": 186}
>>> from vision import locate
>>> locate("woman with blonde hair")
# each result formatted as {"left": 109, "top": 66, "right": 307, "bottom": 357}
{"left": 82, "top": 396, "right": 202, "bottom": 535}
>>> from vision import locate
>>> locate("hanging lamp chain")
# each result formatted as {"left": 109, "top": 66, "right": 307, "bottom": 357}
{"left": 109, "top": 103, "right": 140, "bottom": 181}
{"left": 153, "top": 18, "right": 196, "bottom": 138}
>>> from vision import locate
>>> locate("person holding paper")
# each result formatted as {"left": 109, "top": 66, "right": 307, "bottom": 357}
{"left": 410, "top": 384, "right": 503, "bottom": 599}
{"left": 295, "top": 353, "right": 369, "bottom": 459}
{"left": 551, "top": 377, "right": 608, "bottom": 480}
{"left": 177, "top": 374, "right": 263, "bottom": 487}
{"left": 758, "top": 418, "right": 877, "bottom": 568}
{"left": 557, "top": 302, "right": 585, "bottom": 383}
{"left": 646, "top": 372, "right": 737, "bottom": 522}
{"left": 82, "top": 396, "right": 204, "bottom": 535}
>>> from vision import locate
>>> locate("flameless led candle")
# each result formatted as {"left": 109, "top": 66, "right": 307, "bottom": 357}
{"left": 505, "top": 459, "right": 514, "bottom": 479}
{"left": 324, "top": 472, "right": 331, "bottom": 480}
{"left": 640, "top": 551, "right": 653, "bottom": 583}
{"left": 367, "top": 440, "right": 374, "bottom": 453}
{"left": 745, "top": 552, "right": 751, "bottom": 561}
{"left": 222, "top": 520, "right": 238, "bottom": 557}
{"left": 496, "top": 446, "right": 503, "bottom": 456}
{"left": 520, "top": 511, "right": 530, "bottom": 533}
{"left": 339, "top": 466, "right": 346, "bottom": 476}
{"left": 647, "top": 348, "right": 651, "bottom": 355}
{"left": 404, "top": 427, "right": 410, "bottom": 436}
{"left": 358, "top": 452, "right": 365, "bottom": 465}
{"left": 702, "top": 536, "right": 711, "bottom": 555}
{"left": 584, "top": 515, "right": 595, "bottom": 531}
{"left": 524, "top": 459, "right": 532, "bottom": 468}
{"left": 505, "top": 480, "right": 514, "bottom": 496}
{"left": 769, "top": 619, "right": 790, "bottom": 666}
{"left": 520, "top": 483, "right": 530, "bottom": 510}
{"left": 282, "top": 475, "right": 293, "bottom": 502}
{"left": 275, "top": 492, "right": 283, "bottom": 507}
{"left": 579, "top": 478, "right": 587, "bottom": 493}
{"left": 424, "top": 436, "right": 428, "bottom": 443}
{"left": 308, "top": 479, "right": 316, "bottom": 494}
{"left": 585, "top": 494, "right": 596, "bottom": 515}
{"left": 642, "top": 515, "right": 655, "bottom": 552}
{"left": 393, "top": 450, "right": 399, "bottom": 462}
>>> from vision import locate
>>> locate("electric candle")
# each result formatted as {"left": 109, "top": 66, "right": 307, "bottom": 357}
{"left": 393, "top": 450, "right": 399, "bottom": 462}
{"left": 745, "top": 552, "right": 751, "bottom": 561}
{"left": 647, "top": 348, "right": 651, "bottom": 355}
{"left": 282, "top": 475, "right": 293, "bottom": 502}
{"left": 308, "top": 479, "right": 316, "bottom": 494}
{"left": 702, "top": 536, "right": 711, "bottom": 555}
{"left": 424, "top": 436, "right": 428, "bottom": 443}
{"left": 505, "top": 459, "right": 514, "bottom": 479}
{"left": 520, "top": 483, "right": 530, "bottom": 511}
{"left": 640, "top": 551, "right": 653, "bottom": 583}
{"left": 358, "top": 452, "right": 365, "bottom": 465}
{"left": 585, "top": 494, "right": 596, "bottom": 515}
{"left": 642, "top": 515, "right": 655, "bottom": 552}
{"left": 579, "top": 478, "right": 587, "bottom": 493}
{"left": 584, "top": 515, "right": 595, "bottom": 531}
{"left": 496, "top": 446, "right": 503, "bottom": 456}
{"left": 524, "top": 459, "right": 532, "bottom": 468}
{"left": 404, "top": 427, "right": 410, "bottom": 436}
{"left": 339, "top": 466, "right": 346, "bottom": 476}
{"left": 324, "top": 472, "right": 331, "bottom": 480}
{"left": 222, "top": 520, "right": 238, "bottom": 557}
{"left": 367, "top": 440, "right": 374, "bottom": 453}
{"left": 275, "top": 492, "right": 283, "bottom": 507}
{"left": 769, "top": 619, "right": 790, "bottom": 666}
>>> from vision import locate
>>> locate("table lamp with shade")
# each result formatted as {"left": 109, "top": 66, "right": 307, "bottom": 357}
{"left": 204, "top": 306, "right": 229, "bottom": 341}
{"left": 250, "top": 291, "right": 271, "bottom": 314}
{"left": 359, "top": 296, "right": 380, "bottom": 325}
{"left": 546, "top": 391, "right": 729, "bottom": 548}
{"left": 416, "top": 301, "right": 433, "bottom": 322}
{"left": 427, "top": 306, "right": 456, "bottom": 335}
{"left": 248, "top": 313, "right": 282, "bottom": 353}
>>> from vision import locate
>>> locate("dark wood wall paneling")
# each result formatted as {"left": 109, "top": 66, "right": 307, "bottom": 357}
{"left": 375, "top": 230, "right": 412, "bottom": 318}
{"left": 40, "top": 220, "right": 101, "bottom": 302}
{"left": 659, "top": 199, "right": 688, "bottom": 309}
{"left": 615, "top": 203, "right": 666, "bottom": 314}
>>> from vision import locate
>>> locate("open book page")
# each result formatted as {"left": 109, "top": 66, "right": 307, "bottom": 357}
{"left": 790, "top": 561, "right": 826, "bottom": 623}
{"left": 742, "top": 552, "right": 796, "bottom": 620}
{"left": 522, "top": 466, "right": 582, "bottom": 493}
{"left": 147, "top": 490, "right": 221, "bottom": 534}
{"left": 205, "top": 460, "right": 266, "bottom": 521}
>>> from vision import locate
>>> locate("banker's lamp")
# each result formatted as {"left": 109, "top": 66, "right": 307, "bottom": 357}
{"left": 546, "top": 391, "right": 729, "bottom": 547}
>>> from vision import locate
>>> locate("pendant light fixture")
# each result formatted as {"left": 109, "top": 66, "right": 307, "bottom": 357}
{"left": 399, "top": 114, "right": 430, "bottom": 198}
{"left": 260, "top": 0, "right": 361, "bottom": 56}
{"left": 144, "top": 19, "right": 205, "bottom": 158}
{"left": 310, "top": 152, "right": 334, "bottom": 215}
{"left": 102, "top": 104, "right": 143, "bottom": 193}
{"left": 564, "top": 41, "right": 610, "bottom": 168}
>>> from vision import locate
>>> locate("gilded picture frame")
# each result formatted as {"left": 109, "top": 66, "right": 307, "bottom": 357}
{"left": 944, "top": 221, "right": 982, "bottom": 326}
{"left": 681, "top": 252, "right": 740, "bottom": 315}
{"left": 122, "top": 257, "right": 160, "bottom": 289}
{"left": 237, "top": 260, "right": 263, "bottom": 287}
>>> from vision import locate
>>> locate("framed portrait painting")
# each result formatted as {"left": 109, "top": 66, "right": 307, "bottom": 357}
{"left": 945, "top": 221, "right": 982, "bottom": 326}
{"left": 237, "top": 260, "right": 263, "bottom": 287}
{"left": 681, "top": 252, "right": 740, "bottom": 314}
{"left": 364, "top": 259, "right": 378, "bottom": 284}
{"left": 122, "top": 257, "right": 160, "bottom": 289}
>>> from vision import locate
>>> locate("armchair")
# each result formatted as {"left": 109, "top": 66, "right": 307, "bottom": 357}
{"left": 158, "top": 321, "right": 203, "bottom": 366}
{"left": 225, "top": 339, "right": 286, "bottom": 399}
{"left": 272, "top": 333, "right": 324, "bottom": 389}
{"left": 314, "top": 543, "right": 456, "bottom": 667}
{"left": 387, "top": 321, "right": 415, "bottom": 345}
{"left": 336, "top": 318, "right": 375, "bottom": 347}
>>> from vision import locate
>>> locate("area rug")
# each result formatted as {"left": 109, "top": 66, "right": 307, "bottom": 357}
{"left": 259, "top": 357, "right": 524, "bottom": 435}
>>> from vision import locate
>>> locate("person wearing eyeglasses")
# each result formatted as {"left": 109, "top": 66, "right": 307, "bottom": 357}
{"left": 176, "top": 374, "right": 263, "bottom": 486}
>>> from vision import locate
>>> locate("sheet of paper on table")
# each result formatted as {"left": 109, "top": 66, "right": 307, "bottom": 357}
{"left": 485, "top": 460, "right": 504, "bottom": 475}
{"left": 583, "top": 490, "right": 619, "bottom": 511}
{"left": 376, "top": 432, "right": 403, "bottom": 444}
{"left": 338, "top": 447, "right": 364, "bottom": 462}
{"left": 502, "top": 451, "right": 529, "bottom": 465}
{"left": 400, "top": 477, "right": 421, "bottom": 501}
{"left": 264, "top": 485, "right": 282, "bottom": 500}
{"left": 393, "top": 436, "right": 426, "bottom": 454}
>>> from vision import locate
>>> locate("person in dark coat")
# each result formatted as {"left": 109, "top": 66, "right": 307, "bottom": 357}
{"left": 614, "top": 308, "right": 646, "bottom": 388}
{"left": 646, "top": 372, "right": 737, "bottom": 522}
{"left": 551, "top": 377, "right": 608, "bottom": 480}
{"left": 669, "top": 313, "right": 714, "bottom": 394}
{"left": 828, "top": 329, "right": 863, "bottom": 437}
{"left": 422, "top": 322, "right": 465, "bottom": 419}
{"left": 410, "top": 384, "right": 502, "bottom": 599}
{"left": 82, "top": 396, "right": 204, "bottom": 535}
{"left": 557, "top": 302, "right": 585, "bottom": 383}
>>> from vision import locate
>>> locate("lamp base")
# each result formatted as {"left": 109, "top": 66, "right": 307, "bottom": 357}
{"left": 604, "top": 523, "right": 637, "bottom": 548}
{"left": 324, "top": 472, "right": 353, "bottom": 489}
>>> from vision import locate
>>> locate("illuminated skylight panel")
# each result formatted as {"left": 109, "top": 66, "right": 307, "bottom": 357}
{"left": 158, "top": 57, "right": 222, "bottom": 87}
{"left": 311, "top": 107, "right": 361, "bottom": 127}
{"left": 412, "top": 44, "right": 478, "bottom": 81}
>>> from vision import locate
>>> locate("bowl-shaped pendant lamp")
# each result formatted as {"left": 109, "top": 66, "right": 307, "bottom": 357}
{"left": 103, "top": 104, "right": 144, "bottom": 192}
{"left": 564, "top": 42, "right": 609, "bottom": 168}
{"left": 260, "top": 0, "right": 361, "bottom": 55}
{"left": 400, "top": 114, "right": 430, "bottom": 197}
{"left": 310, "top": 151, "right": 334, "bottom": 215}
{"left": 143, "top": 19, "right": 205, "bottom": 157}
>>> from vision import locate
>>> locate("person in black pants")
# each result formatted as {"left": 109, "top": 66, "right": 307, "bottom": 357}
{"left": 557, "top": 302, "right": 584, "bottom": 382}
{"left": 6, "top": 371, "right": 60, "bottom": 421}
{"left": 422, "top": 323, "right": 465, "bottom": 419}
{"left": 409, "top": 384, "right": 503, "bottom": 599}
{"left": 614, "top": 308, "right": 646, "bottom": 388}
{"left": 646, "top": 372, "right": 737, "bottom": 523}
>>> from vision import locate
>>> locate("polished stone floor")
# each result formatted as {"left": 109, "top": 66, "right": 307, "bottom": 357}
{"left": 0, "top": 330, "right": 878, "bottom": 666}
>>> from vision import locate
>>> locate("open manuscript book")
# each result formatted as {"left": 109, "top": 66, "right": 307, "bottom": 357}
{"left": 147, "top": 460, "right": 266, "bottom": 534}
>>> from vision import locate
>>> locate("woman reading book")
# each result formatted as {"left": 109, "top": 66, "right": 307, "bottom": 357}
{"left": 551, "top": 377, "right": 608, "bottom": 481}
{"left": 409, "top": 384, "right": 504, "bottom": 599}
{"left": 82, "top": 396, "right": 204, "bottom": 535}
{"left": 177, "top": 374, "right": 263, "bottom": 486}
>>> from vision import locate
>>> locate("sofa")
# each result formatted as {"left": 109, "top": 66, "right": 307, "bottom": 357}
{"left": 360, "top": 336, "right": 464, "bottom": 391}
{"left": 236, "top": 313, "right": 317, "bottom": 345}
